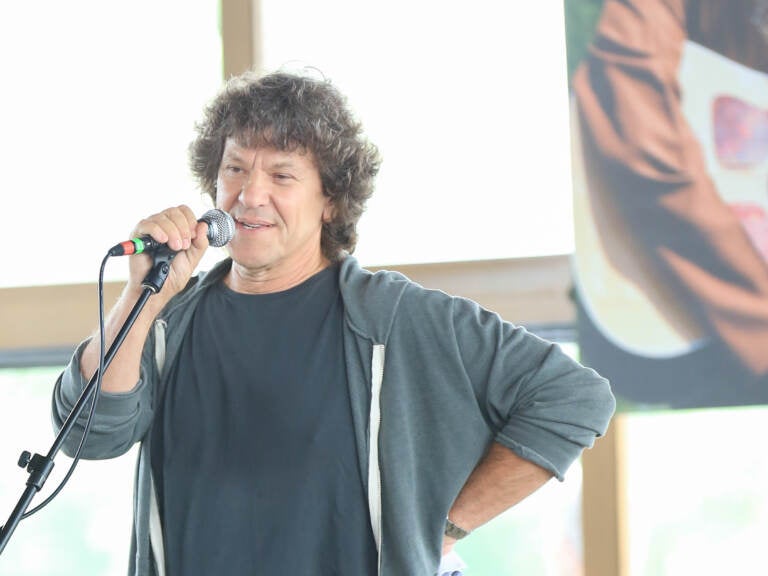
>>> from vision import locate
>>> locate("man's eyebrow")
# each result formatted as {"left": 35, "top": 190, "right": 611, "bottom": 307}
{"left": 221, "top": 150, "right": 247, "bottom": 164}
{"left": 269, "top": 160, "right": 298, "bottom": 170}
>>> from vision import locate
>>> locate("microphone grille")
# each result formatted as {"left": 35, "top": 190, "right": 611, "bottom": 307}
{"left": 201, "top": 209, "right": 235, "bottom": 248}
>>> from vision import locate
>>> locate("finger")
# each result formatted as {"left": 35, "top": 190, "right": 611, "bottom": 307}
{"left": 159, "top": 205, "right": 198, "bottom": 251}
{"left": 190, "top": 220, "right": 211, "bottom": 250}
{"left": 132, "top": 206, "right": 193, "bottom": 251}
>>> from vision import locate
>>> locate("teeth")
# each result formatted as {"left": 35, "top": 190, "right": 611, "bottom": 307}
{"left": 237, "top": 218, "right": 273, "bottom": 230}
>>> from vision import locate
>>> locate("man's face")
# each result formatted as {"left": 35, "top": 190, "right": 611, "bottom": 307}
{"left": 215, "top": 138, "right": 332, "bottom": 275}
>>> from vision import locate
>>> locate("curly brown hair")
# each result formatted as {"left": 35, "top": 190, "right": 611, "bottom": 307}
{"left": 189, "top": 70, "right": 382, "bottom": 261}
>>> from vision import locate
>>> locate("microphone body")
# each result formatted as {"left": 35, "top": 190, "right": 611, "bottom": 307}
{"left": 108, "top": 209, "right": 235, "bottom": 256}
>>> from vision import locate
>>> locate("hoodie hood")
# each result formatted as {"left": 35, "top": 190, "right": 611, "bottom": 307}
{"left": 337, "top": 257, "right": 411, "bottom": 345}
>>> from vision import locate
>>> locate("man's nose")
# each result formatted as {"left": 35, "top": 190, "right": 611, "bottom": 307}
{"left": 239, "top": 173, "right": 269, "bottom": 207}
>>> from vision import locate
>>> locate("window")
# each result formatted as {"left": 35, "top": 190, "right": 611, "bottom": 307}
{"left": 0, "top": 367, "right": 136, "bottom": 575}
{"left": 0, "top": 0, "right": 223, "bottom": 289}
{"left": 624, "top": 406, "right": 768, "bottom": 575}
{"left": 260, "top": 0, "right": 575, "bottom": 266}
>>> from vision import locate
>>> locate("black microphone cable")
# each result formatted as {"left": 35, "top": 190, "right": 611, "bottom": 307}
{"left": 20, "top": 252, "right": 110, "bottom": 519}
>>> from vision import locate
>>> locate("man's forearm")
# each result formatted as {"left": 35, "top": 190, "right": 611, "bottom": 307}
{"left": 444, "top": 442, "right": 553, "bottom": 552}
{"left": 79, "top": 285, "right": 165, "bottom": 393}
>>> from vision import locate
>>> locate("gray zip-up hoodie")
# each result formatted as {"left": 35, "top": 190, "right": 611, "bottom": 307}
{"left": 52, "top": 256, "right": 615, "bottom": 575}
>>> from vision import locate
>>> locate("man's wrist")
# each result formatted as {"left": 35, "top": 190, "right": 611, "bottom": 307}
{"left": 444, "top": 517, "right": 472, "bottom": 540}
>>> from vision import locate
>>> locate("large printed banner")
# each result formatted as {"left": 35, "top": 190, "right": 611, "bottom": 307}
{"left": 565, "top": 0, "right": 768, "bottom": 408}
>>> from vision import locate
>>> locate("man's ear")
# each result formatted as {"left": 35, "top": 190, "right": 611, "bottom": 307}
{"left": 322, "top": 200, "right": 335, "bottom": 223}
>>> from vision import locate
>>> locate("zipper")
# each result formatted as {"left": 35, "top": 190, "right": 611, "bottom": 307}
{"left": 148, "top": 473, "right": 166, "bottom": 576}
{"left": 153, "top": 319, "right": 167, "bottom": 375}
{"left": 149, "top": 319, "right": 167, "bottom": 575}
{"left": 368, "top": 344, "right": 385, "bottom": 575}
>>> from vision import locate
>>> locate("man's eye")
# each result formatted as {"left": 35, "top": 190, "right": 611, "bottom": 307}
{"left": 274, "top": 173, "right": 294, "bottom": 181}
{"left": 221, "top": 166, "right": 248, "bottom": 182}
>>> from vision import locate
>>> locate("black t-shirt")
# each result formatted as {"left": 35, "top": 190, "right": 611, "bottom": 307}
{"left": 150, "top": 264, "right": 377, "bottom": 575}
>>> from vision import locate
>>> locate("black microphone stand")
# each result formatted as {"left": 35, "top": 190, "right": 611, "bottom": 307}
{"left": 0, "top": 249, "right": 175, "bottom": 556}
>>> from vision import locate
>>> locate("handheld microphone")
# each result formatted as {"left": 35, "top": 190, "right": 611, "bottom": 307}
{"left": 108, "top": 209, "right": 235, "bottom": 257}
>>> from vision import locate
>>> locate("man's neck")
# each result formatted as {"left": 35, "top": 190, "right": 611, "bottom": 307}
{"left": 224, "top": 255, "right": 331, "bottom": 294}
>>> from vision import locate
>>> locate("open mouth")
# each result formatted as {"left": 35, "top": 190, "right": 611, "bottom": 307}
{"left": 237, "top": 218, "right": 274, "bottom": 230}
